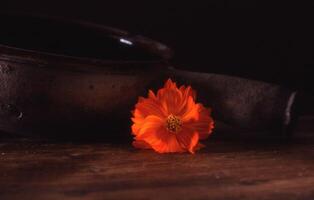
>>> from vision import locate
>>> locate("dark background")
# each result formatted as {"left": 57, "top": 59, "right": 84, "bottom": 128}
{"left": 1, "top": 1, "right": 314, "bottom": 92}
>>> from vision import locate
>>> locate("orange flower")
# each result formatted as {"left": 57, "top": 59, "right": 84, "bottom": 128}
{"left": 131, "top": 79, "right": 214, "bottom": 154}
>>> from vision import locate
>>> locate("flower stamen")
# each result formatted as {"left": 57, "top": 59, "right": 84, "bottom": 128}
{"left": 166, "top": 114, "right": 182, "bottom": 133}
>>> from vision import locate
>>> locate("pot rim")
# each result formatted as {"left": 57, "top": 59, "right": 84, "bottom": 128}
{"left": 0, "top": 13, "right": 173, "bottom": 69}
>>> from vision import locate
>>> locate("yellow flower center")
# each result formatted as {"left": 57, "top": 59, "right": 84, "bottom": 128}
{"left": 165, "top": 114, "right": 182, "bottom": 133}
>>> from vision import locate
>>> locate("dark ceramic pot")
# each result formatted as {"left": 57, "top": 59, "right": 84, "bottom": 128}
{"left": 0, "top": 14, "right": 171, "bottom": 138}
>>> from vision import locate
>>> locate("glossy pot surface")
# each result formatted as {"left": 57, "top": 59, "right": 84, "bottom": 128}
{"left": 0, "top": 14, "right": 171, "bottom": 138}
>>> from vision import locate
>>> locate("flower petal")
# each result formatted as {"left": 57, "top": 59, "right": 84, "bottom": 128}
{"left": 157, "top": 87, "right": 183, "bottom": 115}
{"left": 183, "top": 105, "right": 214, "bottom": 139}
{"left": 164, "top": 79, "right": 177, "bottom": 89}
{"left": 180, "top": 97, "right": 200, "bottom": 122}
{"left": 136, "top": 127, "right": 185, "bottom": 153}
{"left": 132, "top": 115, "right": 163, "bottom": 136}
{"left": 195, "top": 142, "right": 206, "bottom": 151}
{"left": 131, "top": 78, "right": 214, "bottom": 154}
{"left": 132, "top": 140, "right": 152, "bottom": 149}
{"left": 134, "top": 97, "right": 167, "bottom": 119}
{"left": 176, "top": 130, "right": 199, "bottom": 154}
{"left": 180, "top": 85, "right": 196, "bottom": 100}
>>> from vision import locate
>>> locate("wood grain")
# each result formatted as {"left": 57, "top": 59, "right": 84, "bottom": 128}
{"left": 1, "top": 133, "right": 314, "bottom": 200}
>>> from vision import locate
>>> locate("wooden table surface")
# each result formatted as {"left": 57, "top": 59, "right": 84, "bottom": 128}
{"left": 1, "top": 131, "right": 314, "bottom": 200}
